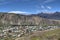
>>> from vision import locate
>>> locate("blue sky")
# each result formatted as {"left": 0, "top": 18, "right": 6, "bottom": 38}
{"left": 0, "top": 0, "right": 60, "bottom": 14}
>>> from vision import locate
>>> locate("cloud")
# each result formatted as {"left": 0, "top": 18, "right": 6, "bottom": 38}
{"left": 8, "top": 11, "right": 28, "bottom": 14}
{"left": 44, "top": 0, "right": 55, "bottom": 3}
{"left": 40, "top": 5, "right": 52, "bottom": 9}
{"left": 38, "top": 5, "right": 52, "bottom": 13}
{"left": 47, "top": 6, "right": 52, "bottom": 9}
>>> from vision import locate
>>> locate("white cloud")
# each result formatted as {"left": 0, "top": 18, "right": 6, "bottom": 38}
{"left": 8, "top": 11, "right": 28, "bottom": 14}
{"left": 47, "top": 6, "right": 52, "bottom": 9}
{"left": 41, "top": 5, "right": 52, "bottom": 9}
{"left": 41, "top": 5, "right": 52, "bottom": 10}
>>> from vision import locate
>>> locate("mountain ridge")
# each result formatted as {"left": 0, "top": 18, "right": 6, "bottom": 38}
{"left": 0, "top": 12, "right": 60, "bottom": 26}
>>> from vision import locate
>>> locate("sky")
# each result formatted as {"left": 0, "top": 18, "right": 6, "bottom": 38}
{"left": 0, "top": 0, "right": 60, "bottom": 14}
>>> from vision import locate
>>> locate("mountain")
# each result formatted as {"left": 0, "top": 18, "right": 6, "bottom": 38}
{"left": 37, "top": 12, "right": 60, "bottom": 20}
{"left": 0, "top": 12, "right": 60, "bottom": 26}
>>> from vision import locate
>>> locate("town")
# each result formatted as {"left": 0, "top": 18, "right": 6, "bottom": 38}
{"left": 0, "top": 24, "right": 59, "bottom": 39}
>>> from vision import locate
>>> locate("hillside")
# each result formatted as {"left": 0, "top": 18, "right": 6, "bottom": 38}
{"left": 0, "top": 12, "right": 60, "bottom": 26}
{"left": 0, "top": 12, "right": 60, "bottom": 40}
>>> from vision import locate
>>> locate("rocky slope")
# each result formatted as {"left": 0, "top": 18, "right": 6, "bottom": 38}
{"left": 0, "top": 12, "right": 60, "bottom": 26}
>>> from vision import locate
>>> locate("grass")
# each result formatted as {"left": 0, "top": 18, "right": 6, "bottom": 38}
{"left": 30, "top": 28, "right": 60, "bottom": 40}
{"left": 31, "top": 36, "right": 42, "bottom": 40}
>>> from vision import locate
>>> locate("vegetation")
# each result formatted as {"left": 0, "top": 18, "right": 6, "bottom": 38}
{"left": 4, "top": 28, "right": 60, "bottom": 40}
{"left": 31, "top": 36, "right": 42, "bottom": 40}
{"left": 30, "top": 28, "right": 60, "bottom": 40}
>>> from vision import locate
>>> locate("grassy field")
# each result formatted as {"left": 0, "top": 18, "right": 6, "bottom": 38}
{"left": 30, "top": 28, "right": 60, "bottom": 40}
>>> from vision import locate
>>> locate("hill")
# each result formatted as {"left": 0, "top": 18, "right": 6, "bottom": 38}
{"left": 0, "top": 12, "right": 60, "bottom": 26}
